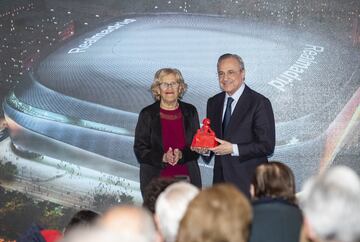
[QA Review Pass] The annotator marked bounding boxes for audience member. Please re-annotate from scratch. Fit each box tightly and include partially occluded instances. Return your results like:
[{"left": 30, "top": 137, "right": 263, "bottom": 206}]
[
  {"left": 18, "top": 224, "right": 62, "bottom": 242},
  {"left": 300, "top": 166, "right": 360, "bottom": 242},
  {"left": 176, "top": 183, "right": 252, "bottom": 242},
  {"left": 59, "top": 227, "right": 119, "bottom": 242},
  {"left": 249, "top": 161, "right": 303, "bottom": 242},
  {"left": 155, "top": 182, "right": 199, "bottom": 242},
  {"left": 99, "top": 205, "right": 162, "bottom": 242},
  {"left": 143, "top": 177, "right": 178, "bottom": 214},
  {"left": 63, "top": 209, "right": 100, "bottom": 235}
]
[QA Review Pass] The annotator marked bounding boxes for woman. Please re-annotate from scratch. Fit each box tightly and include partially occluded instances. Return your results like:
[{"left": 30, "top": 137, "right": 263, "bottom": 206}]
[
  {"left": 134, "top": 68, "right": 201, "bottom": 198},
  {"left": 249, "top": 161, "right": 303, "bottom": 242}
]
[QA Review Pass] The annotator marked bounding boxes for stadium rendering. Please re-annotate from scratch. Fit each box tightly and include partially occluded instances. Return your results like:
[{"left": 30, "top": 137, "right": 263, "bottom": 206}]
[{"left": 3, "top": 12, "right": 360, "bottom": 189}]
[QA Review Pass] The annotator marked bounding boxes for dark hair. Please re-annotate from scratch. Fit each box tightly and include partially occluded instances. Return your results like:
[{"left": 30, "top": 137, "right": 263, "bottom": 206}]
[
  {"left": 252, "top": 161, "right": 296, "bottom": 203},
  {"left": 142, "top": 177, "right": 178, "bottom": 214},
  {"left": 64, "top": 209, "right": 100, "bottom": 234}
]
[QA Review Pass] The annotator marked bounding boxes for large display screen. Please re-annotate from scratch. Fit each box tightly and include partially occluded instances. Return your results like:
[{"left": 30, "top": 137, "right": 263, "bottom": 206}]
[{"left": 0, "top": 0, "right": 359, "bottom": 238}]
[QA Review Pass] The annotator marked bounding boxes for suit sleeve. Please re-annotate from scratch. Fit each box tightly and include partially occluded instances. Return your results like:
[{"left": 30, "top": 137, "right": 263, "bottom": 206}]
[
  {"left": 237, "top": 97, "right": 276, "bottom": 160},
  {"left": 133, "top": 110, "right": 164, "bottom": 168},
  {"left": 178, "top": 106, "right": 200, "bottom": 164}
]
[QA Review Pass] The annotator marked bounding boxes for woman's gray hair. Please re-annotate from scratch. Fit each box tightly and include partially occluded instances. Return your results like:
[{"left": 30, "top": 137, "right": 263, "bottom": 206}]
[{"left": 150, "top": 68, "right": 187, "bottom": 101}]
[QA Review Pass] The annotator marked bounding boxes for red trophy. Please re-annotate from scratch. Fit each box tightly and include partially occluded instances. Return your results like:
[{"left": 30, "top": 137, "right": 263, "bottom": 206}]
[{"left": 191, "top": 118, "right": 218, "bottom": 148}]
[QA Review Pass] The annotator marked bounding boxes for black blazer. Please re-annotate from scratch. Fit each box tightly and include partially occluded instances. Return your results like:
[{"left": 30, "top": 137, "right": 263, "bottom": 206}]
[
  {"left": 206, "top": 85, "right": 275, "bottom": 197},
  {"left": 249, "top": 198, "right": 303, "bottom": 242},
  {"left": 134, "top": 101, "right": 202, "bottom": 196}
]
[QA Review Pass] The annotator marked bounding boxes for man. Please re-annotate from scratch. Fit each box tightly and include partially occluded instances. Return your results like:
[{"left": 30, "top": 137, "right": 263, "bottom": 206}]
[
  {"left": 300, "top": 166, "right": 360, "bottom": 242},
  {"left": 99, "top": 205, "right": 162, "bottom": 242},
  {"left": 155, "top": 182, "right": 199, "bottom": 242},
  {"left": 193, "top": 53, "right": 275, "bottom": 197}
]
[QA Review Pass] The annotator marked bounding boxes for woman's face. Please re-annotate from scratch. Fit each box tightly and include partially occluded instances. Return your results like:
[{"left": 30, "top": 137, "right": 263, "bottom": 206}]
[{"left": 158, "top": 73, "right": 181, "bottom": 104}]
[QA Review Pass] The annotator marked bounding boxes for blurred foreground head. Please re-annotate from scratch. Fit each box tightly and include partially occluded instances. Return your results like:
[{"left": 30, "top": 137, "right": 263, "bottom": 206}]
[
  {"left": 61, "top": 205, "right": 160, "bottom": 242},
  {"left": 99, "top": 205, "right": 161, "bottom": 242},
  {"left": 64, "top": 209, "right": 100, "bottom": 235},
  {"left": 176, "top": 183, "right": 252, "bottom": 242},
  {"left": 300, "top": 166, "right": 360, "bottom": 242},
  {"left": 155, "top": 182, "right": 199, "bottom": 242}
]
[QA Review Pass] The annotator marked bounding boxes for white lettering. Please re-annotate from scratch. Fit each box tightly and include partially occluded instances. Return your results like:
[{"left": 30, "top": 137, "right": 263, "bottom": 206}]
[
  {"left": 68, "top": 19, "right": 136, "bottom": 54},
  {"left": 68, "top": 48, "right": 85, "bottom": 53},
  {"left": 268, "top": 44, "right": 324, "bottom": 92},
  {"left": 268, "top": 79, "right": 286, "bottom": 92},
  {"left": 305, "top": 44, "right": 324, "bottom": 52}
]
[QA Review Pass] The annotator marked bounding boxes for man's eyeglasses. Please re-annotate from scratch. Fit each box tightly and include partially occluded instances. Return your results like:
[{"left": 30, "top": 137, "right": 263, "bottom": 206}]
[
  {"left": 159, "top": 82, "right": 180, "bottom": 89},
  {"left": 217, "top": 69, "right": 242, "bottom": 79}
]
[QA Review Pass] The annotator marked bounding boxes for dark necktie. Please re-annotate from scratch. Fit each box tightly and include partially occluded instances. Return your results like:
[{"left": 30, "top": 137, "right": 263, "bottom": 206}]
[{"left": 222, "top": 97, "right": 234, "bottom": 133}]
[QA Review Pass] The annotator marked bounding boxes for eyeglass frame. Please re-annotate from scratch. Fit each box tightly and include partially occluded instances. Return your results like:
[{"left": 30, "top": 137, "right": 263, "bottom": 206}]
[{"left": 158, "top": 81, "right": 180, "bottom": 90}]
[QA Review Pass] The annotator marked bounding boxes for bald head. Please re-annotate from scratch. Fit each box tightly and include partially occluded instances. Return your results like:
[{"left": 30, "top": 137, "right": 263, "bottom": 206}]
[{"left": 100, "top": 205, "right": 160, "bottom": 242}]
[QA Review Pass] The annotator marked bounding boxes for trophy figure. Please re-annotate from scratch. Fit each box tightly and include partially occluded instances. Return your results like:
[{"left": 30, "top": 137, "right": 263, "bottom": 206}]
[{"left": 191, "top": 118, "right": 218, "bottom": 148}]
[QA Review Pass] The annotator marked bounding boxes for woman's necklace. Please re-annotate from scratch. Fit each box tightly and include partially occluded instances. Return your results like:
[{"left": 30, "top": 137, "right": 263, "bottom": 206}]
[{"left": 160, "top": 101, "right": 179, "bottom": 110}]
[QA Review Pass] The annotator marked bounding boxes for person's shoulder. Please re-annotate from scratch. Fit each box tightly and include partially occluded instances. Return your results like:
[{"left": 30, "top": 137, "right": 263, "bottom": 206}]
[
  {"left": 179, "top": 101, "right": 198, "bottom": 112},
  {"left": 245, "top": 85, "right": 271, "bottom": 103},
  {"left": 208, "top": 92, "right": 225, "bottom": 103},
  {"left": 139, "top": 102, "right": 159, "bottom": 115},
  {"left": 252, "top": 197, "right": 300, "bottom": 209}
]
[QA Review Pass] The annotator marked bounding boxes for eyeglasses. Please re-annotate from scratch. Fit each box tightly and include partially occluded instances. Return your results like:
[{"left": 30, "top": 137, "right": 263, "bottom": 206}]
[
  {"left": 217, "top": 69, "right": 242, "bottom": 79},
  {"left": 159, "top": 82, "right": 180, "bottom": 89}
]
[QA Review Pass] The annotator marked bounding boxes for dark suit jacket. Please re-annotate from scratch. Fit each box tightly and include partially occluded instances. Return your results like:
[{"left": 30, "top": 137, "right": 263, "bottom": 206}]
[
  {"left": 249, "top": 198, "right": 303, "bottom": 242},
  {"left": 134, "top": 101, "right": 202, "bottom": 197},
  {"left": 206, "top": 85, "right": 275, "bottom": 197}
]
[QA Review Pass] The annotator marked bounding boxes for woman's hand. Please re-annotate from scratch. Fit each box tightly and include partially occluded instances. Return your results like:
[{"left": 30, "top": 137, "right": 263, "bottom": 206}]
[
  {"left": 162, "top": 147, "right": 182, "bottom": 166},
  {"left": 173, "top": 148, "right": 182, "bottom": 165},
  {"left": 163, "top": 147, "right": 174, "bottom": 164}
]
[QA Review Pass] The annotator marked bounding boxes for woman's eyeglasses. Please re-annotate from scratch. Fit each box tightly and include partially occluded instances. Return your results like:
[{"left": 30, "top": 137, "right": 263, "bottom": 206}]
[{"left": 159, "top": 82, "right": 180, "bottom": 89}]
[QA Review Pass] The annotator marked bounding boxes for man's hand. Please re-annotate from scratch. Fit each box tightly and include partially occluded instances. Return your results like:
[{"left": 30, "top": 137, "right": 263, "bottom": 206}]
[
  {"left": 191, "top": 146, "right": 210, "bottom": 155},
  {"left": 209, "top": 138, "right": 233, "bottom": 155}
]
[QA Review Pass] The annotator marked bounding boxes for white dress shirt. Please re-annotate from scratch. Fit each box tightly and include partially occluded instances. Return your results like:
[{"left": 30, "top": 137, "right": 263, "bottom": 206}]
[{"left": 222, "top": 83, "right": 245, "bottom": 156}]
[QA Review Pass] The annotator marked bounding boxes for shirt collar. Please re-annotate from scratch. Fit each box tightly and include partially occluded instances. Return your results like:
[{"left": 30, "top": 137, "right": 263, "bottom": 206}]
[{"left": 225, "top": 82, "right": 245, "bottom": 103}]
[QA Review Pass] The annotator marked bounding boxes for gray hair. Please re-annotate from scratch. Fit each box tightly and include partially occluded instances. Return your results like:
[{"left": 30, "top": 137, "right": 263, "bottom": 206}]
[
  {"left": 150, "top": 68, "right": 187, "bottom": 101},
  {"left": 99, "top": 205, "right": 159, "bottom": 242},
  {"left": 300, "top": 166, "right": 360, "bottom": 242},
  {"left": 217, "top": 53, "right": 245, "bottom": 71},
  {"left": 155, "top": 182, "right": 199, "bottom": 242}
]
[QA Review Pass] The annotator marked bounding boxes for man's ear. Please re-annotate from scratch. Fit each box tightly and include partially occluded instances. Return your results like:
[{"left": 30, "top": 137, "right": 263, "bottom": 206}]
[
  {"left": 153, "top": 214, "right": 164, "bottom": 242},
  {"left": 241, "top": 69, "right": 246, "bottom": 81},
  {"left": 303, "top": 217, "right": 318, "bottom": 242},
  {"left": 250, "top": 184, "right": 255, "bottom": 198}
]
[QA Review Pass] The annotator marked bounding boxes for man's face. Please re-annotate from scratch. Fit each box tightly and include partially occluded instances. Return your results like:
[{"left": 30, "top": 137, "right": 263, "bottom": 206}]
[{"left": 217, "top": 57, "right": 245, "bottom": 96}]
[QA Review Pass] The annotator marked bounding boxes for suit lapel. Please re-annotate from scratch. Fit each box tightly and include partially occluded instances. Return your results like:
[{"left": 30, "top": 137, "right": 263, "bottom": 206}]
[
  {"left": 179, "top": 102, "right": 191, "bottom": 146},
  {"left": 152, "top": 102, "right": 163, "bottom": 151},
  {"left": 214, "top": 92, "right": 226, "bottom": 138}
]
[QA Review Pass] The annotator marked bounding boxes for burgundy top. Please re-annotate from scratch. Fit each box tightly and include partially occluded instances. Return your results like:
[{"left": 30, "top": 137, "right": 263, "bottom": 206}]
[{"left": 159, "top": 106, "right": 190, "bottom": 178}]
